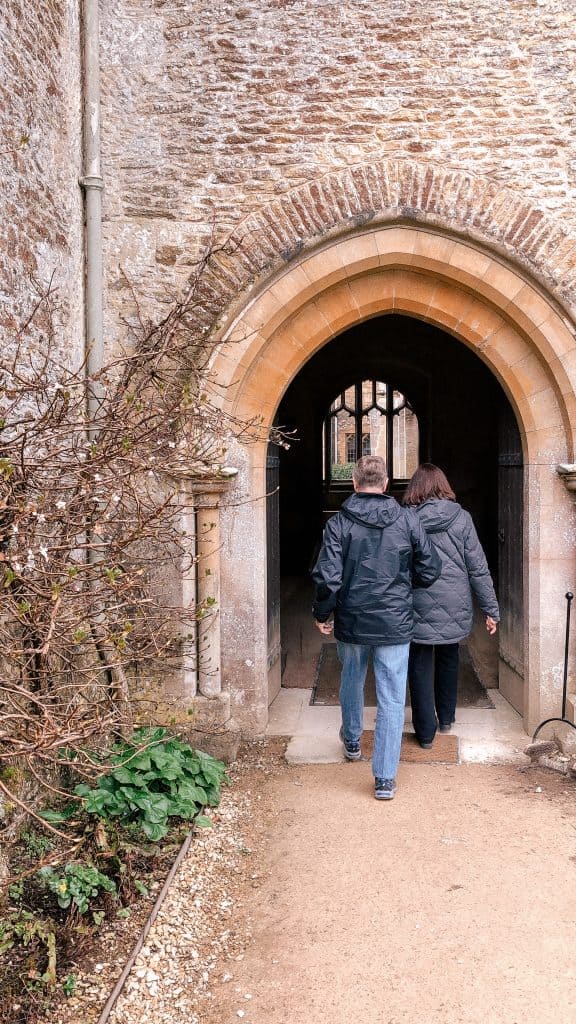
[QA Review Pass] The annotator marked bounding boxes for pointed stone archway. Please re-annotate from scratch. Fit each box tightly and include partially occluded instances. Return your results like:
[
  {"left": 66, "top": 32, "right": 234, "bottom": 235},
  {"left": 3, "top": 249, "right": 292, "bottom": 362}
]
[{"left": 210, "top": 223, "right": 576, "bottom": 737}]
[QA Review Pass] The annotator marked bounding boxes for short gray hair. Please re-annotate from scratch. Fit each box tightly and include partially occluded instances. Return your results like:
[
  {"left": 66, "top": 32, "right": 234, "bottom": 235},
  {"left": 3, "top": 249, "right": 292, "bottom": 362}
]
[{"left": 352, "top": 455, "right": 388, "bottom": 490}]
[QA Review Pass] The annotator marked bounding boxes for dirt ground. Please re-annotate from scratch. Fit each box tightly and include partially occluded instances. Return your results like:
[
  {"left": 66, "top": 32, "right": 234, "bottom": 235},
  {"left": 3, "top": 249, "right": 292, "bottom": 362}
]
[{"left": 203, "top": 749, "right": 576, "bottom": 1024}]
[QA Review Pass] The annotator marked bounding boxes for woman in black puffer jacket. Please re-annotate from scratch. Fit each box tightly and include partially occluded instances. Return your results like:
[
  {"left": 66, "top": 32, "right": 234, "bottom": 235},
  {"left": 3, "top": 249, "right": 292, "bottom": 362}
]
[{"left": 403, "top": 464, "right": 500, "bottom": 748}]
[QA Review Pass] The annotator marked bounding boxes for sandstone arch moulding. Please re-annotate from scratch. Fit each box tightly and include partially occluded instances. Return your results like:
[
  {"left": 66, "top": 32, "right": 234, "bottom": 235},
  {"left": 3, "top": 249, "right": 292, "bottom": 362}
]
[{"left": 202, "top": 168, "right": 576, "bottom": 739}]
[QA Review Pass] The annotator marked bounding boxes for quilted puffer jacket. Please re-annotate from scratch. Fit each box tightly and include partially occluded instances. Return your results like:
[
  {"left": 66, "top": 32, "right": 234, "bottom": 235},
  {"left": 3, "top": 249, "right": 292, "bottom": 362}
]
[
  {"left": 410, "top": 498, "right": 500, "bottom": 644},
  {"left": 312, "top": 492, "right": 441, "bottom": 645}
]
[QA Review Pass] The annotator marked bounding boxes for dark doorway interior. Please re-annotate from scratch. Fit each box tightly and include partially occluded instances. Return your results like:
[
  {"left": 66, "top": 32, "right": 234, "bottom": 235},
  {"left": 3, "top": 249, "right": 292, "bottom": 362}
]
[{"left": 269, "top": 314, "right": 522, "bottom": 698}]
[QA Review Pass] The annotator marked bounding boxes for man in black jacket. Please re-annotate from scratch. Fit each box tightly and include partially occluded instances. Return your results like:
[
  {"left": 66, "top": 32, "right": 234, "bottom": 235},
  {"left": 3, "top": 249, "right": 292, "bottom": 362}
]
[{"left": 312, "top": 455, "right": 440, "bottom": 800}]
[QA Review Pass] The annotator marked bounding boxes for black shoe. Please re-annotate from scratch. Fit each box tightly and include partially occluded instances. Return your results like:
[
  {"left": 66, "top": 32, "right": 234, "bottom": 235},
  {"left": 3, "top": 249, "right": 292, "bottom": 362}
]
[
  {"left": 418, "top": 740, "right": 434, "bottom": 749},
  {"left": 438, "top": 723, "right": 452, "bottom": 733},
  {"left": 374, "top": 777, "right": 397, "bottom": 800},
  {"left": 339, "top": 726, "right": 362, "bottom": 761}
]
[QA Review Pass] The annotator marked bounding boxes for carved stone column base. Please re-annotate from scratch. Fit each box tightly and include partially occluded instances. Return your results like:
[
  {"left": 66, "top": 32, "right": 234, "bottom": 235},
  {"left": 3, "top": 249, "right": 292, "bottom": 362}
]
[
  {"left": 184, "top": 725, "right": 241, "bottom": 764},
  {"left": 135, "top": 692, "right": 240, "bottom": 761},
  {"left": 191, "top": 692, "right": 231, "bottom": 731},
  {"left": 184, "top": 693, "right": 240, "bottom": 763}
]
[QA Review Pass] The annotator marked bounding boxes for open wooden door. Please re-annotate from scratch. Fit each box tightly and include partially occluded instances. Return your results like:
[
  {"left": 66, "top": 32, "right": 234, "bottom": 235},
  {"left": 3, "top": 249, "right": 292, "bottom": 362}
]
[
  {"left": 266, "top": 448, "right": 281, "bottom": 705},
  {"left": 497, "top": 400, "right": 524, "bottom": 713}
]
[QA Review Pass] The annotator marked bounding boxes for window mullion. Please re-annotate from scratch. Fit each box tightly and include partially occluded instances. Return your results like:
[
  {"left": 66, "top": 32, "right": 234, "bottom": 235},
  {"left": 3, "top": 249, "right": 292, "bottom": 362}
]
[
  {"left": 322, "top": 379, "right": 417, "bottom": 488},
  {"left": 387, "top": 406, "right": 394, "bottom": 481},
  {"left": 355, "top": 382, "right": 362, "bottom": 461}
]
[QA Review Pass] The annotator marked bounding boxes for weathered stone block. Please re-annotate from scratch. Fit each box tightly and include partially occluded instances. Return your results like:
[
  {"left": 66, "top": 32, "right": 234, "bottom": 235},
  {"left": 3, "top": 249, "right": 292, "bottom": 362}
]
[
  {"left": 184, "top": 727, "right": 241, "bottom": 764},
  {"left": 191, "top": 693, "right": 232, "bottom": 732}
]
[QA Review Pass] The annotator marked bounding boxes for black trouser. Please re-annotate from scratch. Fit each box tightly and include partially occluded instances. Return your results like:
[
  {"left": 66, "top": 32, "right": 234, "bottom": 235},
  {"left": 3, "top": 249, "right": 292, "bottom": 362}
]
[{"left": 408, "top": 642, "right": 459, "bottom": 743}]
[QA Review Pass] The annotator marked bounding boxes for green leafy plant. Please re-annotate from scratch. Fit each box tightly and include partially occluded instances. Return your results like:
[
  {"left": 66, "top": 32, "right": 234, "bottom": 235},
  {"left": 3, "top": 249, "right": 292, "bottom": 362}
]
[
  {"left": 62, "top": 973, "right": 77, "bottom": 997},
  {"left": 0, "top": 911, "right": 57, "bottom": 986},
  {"left": 0, "top": 919, "right": 15, "bottom": 956},
  {"left": 39, "top": 801, "right": 82, "bottom": 825},
  {"left": 21, "top": 829, "right": 54, "bottom": 859},
  {"left": 38, "top": 862, "right": 117, "bottom": 915},
  {"left": 8, "top": 880, "right": 24, "bottom": 904},
  {"left": 331, "top": 461, "right": 354, "bottom": 480},
  {"left": 74, "top": 727, "right": 227, "bottom": 841}
]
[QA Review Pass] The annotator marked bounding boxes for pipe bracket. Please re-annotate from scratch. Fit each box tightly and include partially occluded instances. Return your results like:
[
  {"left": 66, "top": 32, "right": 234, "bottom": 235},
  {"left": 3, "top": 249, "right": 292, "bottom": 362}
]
[{"left": 79, "top": 175, "right": 104, "bottom": 191}]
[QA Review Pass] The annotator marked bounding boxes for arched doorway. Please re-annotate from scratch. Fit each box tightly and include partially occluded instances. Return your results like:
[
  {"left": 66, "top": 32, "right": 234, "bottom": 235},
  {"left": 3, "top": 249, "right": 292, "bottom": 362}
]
[
  {"left": 274, "top": 313, "right": 522, "bottom": 713},
  {"left": 212, "top": 225, "right": 576, "bottom": 736}
]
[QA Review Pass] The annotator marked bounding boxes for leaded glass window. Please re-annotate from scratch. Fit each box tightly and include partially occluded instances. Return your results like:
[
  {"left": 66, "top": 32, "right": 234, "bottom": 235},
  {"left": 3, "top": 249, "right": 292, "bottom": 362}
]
[{"left": 323, "top": 380, "right": 419, "bottom": 485}]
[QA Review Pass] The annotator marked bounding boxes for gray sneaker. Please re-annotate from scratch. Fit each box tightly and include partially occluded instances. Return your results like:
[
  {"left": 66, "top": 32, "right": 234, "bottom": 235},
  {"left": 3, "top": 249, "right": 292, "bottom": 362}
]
[
  {"left": 339, "top": 726, "right": 362, "bottom": 761},
  {"left": 374, "top": 777, "right": 397, "bottom": 800}
]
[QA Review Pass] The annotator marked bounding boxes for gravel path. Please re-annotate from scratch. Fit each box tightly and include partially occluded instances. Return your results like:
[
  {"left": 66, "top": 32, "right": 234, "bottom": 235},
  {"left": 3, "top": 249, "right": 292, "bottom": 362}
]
[
  {"left": 204, "top": 752, "right": 576, "bottom": 1024},
  {"left": 108, "top": 744, "right": 279, "bottom": 1024},
  {"left": 55, "top": 741, "right": 576, "bottom": 1024}
]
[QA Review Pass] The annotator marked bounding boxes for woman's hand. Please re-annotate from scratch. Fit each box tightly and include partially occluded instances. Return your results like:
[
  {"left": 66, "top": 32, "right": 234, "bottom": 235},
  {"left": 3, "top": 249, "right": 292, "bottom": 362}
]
[
  {"left": 315, "top": 620, "right": 334, "bottom": 635},
  {"left": 485, "top": 616, "right": 498, "bottom": 635}
]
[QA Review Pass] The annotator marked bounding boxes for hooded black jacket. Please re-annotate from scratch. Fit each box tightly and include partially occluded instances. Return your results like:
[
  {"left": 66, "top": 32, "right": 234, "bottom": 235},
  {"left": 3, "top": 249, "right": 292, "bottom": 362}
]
[
  {"left": 410, "top": 498, "right": 500, "bottom": 644},
  {"left": 311, "top": 492, "right": 441, "bottom": 645}
]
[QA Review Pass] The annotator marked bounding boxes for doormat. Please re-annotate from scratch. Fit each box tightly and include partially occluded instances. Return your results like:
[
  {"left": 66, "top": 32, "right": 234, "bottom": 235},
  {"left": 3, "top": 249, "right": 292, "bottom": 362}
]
[
  {"left": 363, "top": 730, "right": 460, "bottom": 764},
  {"left": 311, "top": 642, "right": 495, "bottom": 709}
]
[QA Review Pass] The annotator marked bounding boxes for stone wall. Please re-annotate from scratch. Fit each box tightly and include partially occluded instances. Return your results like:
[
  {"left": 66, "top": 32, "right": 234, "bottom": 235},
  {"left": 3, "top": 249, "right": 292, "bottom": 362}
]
[
  {"left": 3, "top": 1, "right": 576, "bottom": 737},
  {"left": 0, "top": 0, "right": 84, "bottom": 359},
  {"left": 100, "top": 0, "right": 576, "bottom": 330}
]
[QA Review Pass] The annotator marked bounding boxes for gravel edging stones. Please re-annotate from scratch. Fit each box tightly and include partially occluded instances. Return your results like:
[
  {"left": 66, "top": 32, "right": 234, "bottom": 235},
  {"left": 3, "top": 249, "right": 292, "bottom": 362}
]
[{"left": 51, "top": 741, "right": 285, "bottom": 1024}]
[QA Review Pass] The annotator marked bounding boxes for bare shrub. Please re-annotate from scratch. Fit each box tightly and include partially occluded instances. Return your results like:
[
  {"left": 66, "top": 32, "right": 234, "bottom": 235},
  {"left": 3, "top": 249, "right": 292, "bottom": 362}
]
[{"left": 0, "top": 244, "right": 267, "bottom": 825}]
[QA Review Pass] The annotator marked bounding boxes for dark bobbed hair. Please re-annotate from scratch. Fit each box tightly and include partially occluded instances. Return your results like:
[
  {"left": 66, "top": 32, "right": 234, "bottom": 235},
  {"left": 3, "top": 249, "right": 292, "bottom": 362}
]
[{"left": 402, "top": 463, "right": 456, "bottom": 506}]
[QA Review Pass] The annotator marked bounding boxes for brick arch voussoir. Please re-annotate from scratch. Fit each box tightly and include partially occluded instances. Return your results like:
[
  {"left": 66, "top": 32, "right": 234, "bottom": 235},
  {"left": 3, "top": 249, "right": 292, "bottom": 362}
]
[{"left": 201, "top": 159, "right": 576, "bottom": 325}]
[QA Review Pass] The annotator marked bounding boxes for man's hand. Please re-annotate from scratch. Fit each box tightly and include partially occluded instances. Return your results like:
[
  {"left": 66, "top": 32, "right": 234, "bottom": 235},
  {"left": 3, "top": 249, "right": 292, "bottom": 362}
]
[
  {"left": 485, "top": 616, "right": 498, "bottom": 635},
  {"left": 315, "top": 619, "right": 334, "bottom": 635}
]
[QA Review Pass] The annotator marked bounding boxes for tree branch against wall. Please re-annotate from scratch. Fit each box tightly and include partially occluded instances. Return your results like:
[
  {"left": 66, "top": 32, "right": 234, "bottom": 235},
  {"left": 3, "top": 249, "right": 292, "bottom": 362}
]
[{"left": 0, "top": 243, "right": 266, "bottom": 823}]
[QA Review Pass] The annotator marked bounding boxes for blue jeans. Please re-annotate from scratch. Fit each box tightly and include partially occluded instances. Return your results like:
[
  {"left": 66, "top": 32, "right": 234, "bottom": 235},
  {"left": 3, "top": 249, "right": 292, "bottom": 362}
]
[{"left": 337, "top": 640, "right": 409, "bottom": 780}]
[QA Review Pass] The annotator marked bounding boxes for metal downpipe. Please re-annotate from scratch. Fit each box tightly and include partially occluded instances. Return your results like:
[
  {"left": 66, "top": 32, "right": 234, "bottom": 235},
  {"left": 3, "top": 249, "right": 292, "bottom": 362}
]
[
  {"left": 80, "top": 0, "right": 104, "bottom": 418},
  {"left": 79, "top": 0, "right": 116, "bottom": 698}
]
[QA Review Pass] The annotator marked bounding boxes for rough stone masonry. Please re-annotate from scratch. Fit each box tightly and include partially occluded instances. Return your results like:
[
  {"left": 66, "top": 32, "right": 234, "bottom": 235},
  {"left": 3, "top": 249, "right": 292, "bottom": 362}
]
[
  {"left": 3, "top": 0, "right": 576, "bottom": 347},
  {"left": 98, "top": 0, "right": 576, "bottom": 332},
  {"left": 0, "top": 0, "right": 84, "bottom": 355}
]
